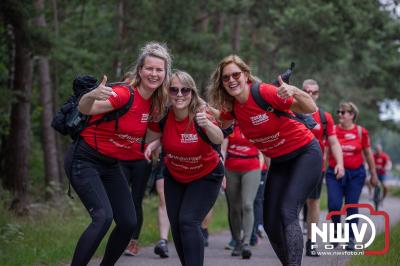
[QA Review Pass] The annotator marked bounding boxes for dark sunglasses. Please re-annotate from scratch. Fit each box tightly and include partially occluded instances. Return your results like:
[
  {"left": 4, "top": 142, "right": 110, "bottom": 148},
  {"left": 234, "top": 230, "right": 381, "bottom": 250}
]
[
  {"left": 222, "top": 72, "right": 242, "bottom": 83},
  {"left": 304, "top": 90, "right": 319, "bottom": 96},
  {"left": 169, "top": 86, "right": 192, "bottom": 96},
  {"left": 337, "top": 110, "right": 352, "bottom": 115}
]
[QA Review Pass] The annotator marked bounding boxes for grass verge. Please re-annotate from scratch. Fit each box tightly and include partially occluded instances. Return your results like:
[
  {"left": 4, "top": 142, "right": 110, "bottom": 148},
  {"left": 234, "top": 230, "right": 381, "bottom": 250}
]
[{"left": 0, "top": 192, "right": 228, "bottom": 266}]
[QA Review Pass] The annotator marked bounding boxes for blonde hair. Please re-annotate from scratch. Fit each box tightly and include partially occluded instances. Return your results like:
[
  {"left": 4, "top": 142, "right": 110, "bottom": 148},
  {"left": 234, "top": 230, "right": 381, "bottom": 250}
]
[
  {"left": 207, "top": 55, "right": 260, "bottom": 112},
  {"left": 339, "top": 101, "right": 359, "bottom": 122},
  {"left": 302, "top": 79, "right": 319, "bottom": 90},
  {"left": 128, "top": 42, "right": 172, "bottom": 118},
  {"left": 167, "top": 70, "right": 206, "bottom": 127}
]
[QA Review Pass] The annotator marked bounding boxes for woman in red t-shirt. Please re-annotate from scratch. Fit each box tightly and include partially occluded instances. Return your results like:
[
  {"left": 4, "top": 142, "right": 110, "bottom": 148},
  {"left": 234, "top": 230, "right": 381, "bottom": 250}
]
[
  {"left": 144, "top": 70, "right": 224, "bottom": 266},
  {"left": 207, "top": 55, "right": 322, "bottom": 266},
  {"left": 326, "top": 101, "right": 378, "bottom": 250},
  {"left": 222, "top": 123, "right": 262, "bottom": 258},
  {"left": 65, "top": 42, "right": 172, "bottom": 266}
]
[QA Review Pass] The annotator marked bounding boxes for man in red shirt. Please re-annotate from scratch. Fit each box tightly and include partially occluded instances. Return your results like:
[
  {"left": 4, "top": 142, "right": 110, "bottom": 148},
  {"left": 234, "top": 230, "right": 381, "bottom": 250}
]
[
  {"left": 302, "top": 79, "right": 344, "bottom": 256},
  {"left": 373, "top": 144, "right": 392, "bottom": 199}
]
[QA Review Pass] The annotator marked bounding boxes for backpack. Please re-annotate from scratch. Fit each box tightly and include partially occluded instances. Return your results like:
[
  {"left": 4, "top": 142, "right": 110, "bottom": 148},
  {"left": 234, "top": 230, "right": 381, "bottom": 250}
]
[
  {"left": 158, "top": 109, "right": 233, "bottom": 159},
  {"left": 318, "top": 106, "right": 327, "bottom": 139},
  {"left": 230, "top": 62, "right": 317, "bottom": 130},
  {"left": 51, "top": 75, "right": 134, "bottom": 140},
  {"left": 250, "top": 82, "right": 317, "bottom": 129}
]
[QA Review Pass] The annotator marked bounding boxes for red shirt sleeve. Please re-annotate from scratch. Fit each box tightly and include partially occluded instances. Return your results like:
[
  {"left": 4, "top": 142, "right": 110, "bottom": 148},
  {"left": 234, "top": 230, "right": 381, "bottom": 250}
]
[
  {"left": 108, "top": 85, "right": 131, "bottom": 109},
  {"left": 326, "top": 112, "right": 336, "bottom": 137},
  {"left": 361, "top": 127, "right": 371, "bottom": 148},
  {"left": 259, "top": 83, "right": 293, "bottom": 111}
]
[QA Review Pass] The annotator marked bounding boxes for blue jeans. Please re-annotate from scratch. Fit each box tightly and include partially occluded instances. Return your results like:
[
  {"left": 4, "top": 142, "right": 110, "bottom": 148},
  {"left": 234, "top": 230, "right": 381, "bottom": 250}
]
[{"left": 326, "top": 165, "right": 366, "bottom": 238}]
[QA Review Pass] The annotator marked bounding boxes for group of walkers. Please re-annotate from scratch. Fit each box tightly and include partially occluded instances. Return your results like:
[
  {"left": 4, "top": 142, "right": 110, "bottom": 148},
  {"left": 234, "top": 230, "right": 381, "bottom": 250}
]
[{"left": 62, "top": 41, "right": 390, "bottom": 266}]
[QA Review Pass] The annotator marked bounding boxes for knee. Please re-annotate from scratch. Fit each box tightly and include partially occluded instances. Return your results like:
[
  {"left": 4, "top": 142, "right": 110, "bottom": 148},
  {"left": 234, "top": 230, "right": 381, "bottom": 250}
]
[
  {"left": 117, "top": 216, "right": 137, "bottom": 235},
  {"left": 242, "top": 201, "right": 253, "bottom": 215},
  {"left": 178, "top": 215, "right": 197, "bottom": 233},
  {"left": 92, "top": 208, "right": 113, "bottom": 232}
]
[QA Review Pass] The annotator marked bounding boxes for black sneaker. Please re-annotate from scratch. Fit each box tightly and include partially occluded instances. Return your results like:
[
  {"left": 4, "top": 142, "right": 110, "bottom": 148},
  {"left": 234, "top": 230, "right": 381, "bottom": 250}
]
[
  {"left": 305, "top": 239, "right": 320, "bottom": 257},
  {"left": 241, "top": 243, "right": 252, "bottom": 259},
  {"left": 154, "top": 239, "right": 169, "bottom": 258},
  {"left": 231, "top": 242, "right": 242, "bottom": 256}
]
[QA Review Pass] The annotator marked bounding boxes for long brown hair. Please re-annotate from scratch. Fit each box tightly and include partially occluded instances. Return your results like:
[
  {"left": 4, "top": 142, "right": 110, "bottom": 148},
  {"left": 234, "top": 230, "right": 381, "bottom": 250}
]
[{"left": 206, "top": 55, "right": 260, "bottom": 112}]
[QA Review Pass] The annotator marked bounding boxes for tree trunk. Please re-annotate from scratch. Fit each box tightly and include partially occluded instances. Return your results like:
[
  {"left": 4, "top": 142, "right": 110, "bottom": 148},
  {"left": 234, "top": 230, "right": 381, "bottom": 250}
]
[
  {"left": 50, "top": 0, "right": 66, "bottom": 187},
  {"left": 35, "top": 0, "right": 61, "bottom": 199},
  {"left": 5, "top": 26, "right": 33, "bottom": 216},
  {"left": 112, "top": 0, "right": 126, "bottom": 79},
  {"left": 231, "top": 14, "right": 241, "bottom": 53}
]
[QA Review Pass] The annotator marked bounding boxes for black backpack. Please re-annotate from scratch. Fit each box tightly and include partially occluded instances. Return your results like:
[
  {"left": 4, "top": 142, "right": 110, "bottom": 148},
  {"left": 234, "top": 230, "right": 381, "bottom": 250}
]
[
  {"left": 231, "top": 62, "right": 317, "bottom": 130},
  {"left": 51, "top": 76, "right": 134, "bottom": 140},
  {"left": 318, "top": 106, "right": 327, "bottom": 139},
  {"left": 158, "top": 109, "right": 233, "bottom": 159}
]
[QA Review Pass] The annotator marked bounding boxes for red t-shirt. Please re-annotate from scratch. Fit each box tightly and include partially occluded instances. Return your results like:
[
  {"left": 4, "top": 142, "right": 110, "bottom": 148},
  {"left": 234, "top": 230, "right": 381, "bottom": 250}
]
[
  {"left": 220, "top": 83, "right": 314, "bottom": 158},
  {"left": 311, "top": 109, "right": 336, "bottom": 171},
  {"left": 311, "top": 109, "right": 336, "bottom": 154},
  {"left": 225, "top": 124, "right": 260, "bottom": 172},
  {"left": 374, "top": 152, "right": 390, "bottom": 175},
  {"left": 328, "top": 124, "right": 370, "bottom": 169},
  {"left": 81, "top": 85, "right": 150, "bottom": 160},
  {"left": 149, "top": 111, "right": 220, "bottom": 183}
]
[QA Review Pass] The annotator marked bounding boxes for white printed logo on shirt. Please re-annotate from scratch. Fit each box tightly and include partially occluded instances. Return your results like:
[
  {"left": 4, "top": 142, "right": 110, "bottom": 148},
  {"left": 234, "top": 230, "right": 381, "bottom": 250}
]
[
  {"left": 181, "top": 134, "right": 198, "bottom": 143},
  {"left": 250, "top": 113, "right": 269, "bottom": 125},
  {"left": 344, "top": 133, "right": 356, "bottom": 140},
  {"left": 141, "top": 113, "right": 149, "bottom": 123}
]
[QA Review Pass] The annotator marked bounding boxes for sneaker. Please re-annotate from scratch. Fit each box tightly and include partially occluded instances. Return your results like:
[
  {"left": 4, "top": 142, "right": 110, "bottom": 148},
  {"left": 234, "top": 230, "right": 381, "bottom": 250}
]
[
  {"left": 250, "top": 236, "right": 258, "bottom": 246},
  {"left": 225, "top": 239, "right": 236, "bottom": 250},
  {"left": 201, "top": 228, "right": 209, "bottom": 247},
  {"left": 154, "top": 239, "right": 169, "bottom": 258},
  {"left": 241, "top": 243, "right": 252, "bottom": 259},
  {"left": 305, "top": 239, "right": 320, "bottom": 257},
  {"left": 256, "top": 225, "right": 267, "bottom": 240},
  {"left": 231, "top": 242, "right": 242, "bottom": 256},
  {"left": 346, "top": 238, "right": 355, "bottom": 251},
  {"left": 124, "top": 239, "right": 138, "bottom": 256}
]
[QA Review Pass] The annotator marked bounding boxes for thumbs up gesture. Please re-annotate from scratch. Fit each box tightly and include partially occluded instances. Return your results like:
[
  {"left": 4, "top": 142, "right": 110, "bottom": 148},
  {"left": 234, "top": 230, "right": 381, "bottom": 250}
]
[
  {"left": 277, "top": 75, "right": 295, "bottom": 99},
  {"left": 195, "top": 111, "right": 211, "bottom": 129},
  {"left": 90, "top": 75, "right": 116, "bottom": 100}
]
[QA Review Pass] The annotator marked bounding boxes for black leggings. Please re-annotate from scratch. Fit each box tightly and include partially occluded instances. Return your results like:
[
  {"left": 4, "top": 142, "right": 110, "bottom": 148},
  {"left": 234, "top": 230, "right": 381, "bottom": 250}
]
[
  {"left": 164, "top": 162, "right": 224, "bottom": 266},
  {"left": 120, "top": 159, "right": 152, "bottom": 240},
  {"left": 66, "top": 140, "right": 137, "bottom": 266},
  {"left": 264, "top": 139, "right": 322, "bottom": 266}
]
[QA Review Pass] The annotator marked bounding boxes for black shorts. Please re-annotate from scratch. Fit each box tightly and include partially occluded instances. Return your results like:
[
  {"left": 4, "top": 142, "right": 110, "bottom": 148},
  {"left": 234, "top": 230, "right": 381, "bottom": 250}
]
[{"left": 307, "top": 171, "right": 325, "bottom": 199}]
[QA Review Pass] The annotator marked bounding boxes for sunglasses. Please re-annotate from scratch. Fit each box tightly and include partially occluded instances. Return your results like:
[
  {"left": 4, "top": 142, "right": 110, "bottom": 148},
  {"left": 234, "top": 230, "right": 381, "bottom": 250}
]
[
  {"left": 337, "top": 110, "right": 352, "bottom": 115},
  {"left": 222, "top": 72, "right": 242, "bottom": 83},
  {"left": 169, "top": 86, "right": 192, "bottom": 96},
  {"left": 304, "top": 90, "right": 319, "bottom": 96}
]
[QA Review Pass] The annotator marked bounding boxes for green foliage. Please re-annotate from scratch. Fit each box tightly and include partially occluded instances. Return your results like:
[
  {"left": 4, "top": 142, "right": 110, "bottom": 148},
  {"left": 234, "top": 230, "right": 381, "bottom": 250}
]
[{"left": 348, "top": 220, "right": 400, "bottom": 266}]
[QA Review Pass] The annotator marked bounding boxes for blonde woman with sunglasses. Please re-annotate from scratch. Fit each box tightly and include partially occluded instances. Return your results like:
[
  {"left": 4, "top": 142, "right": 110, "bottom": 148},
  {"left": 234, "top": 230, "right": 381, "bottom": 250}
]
[{"left": 144, "top": 70, "right": 224, "bottom": 266}]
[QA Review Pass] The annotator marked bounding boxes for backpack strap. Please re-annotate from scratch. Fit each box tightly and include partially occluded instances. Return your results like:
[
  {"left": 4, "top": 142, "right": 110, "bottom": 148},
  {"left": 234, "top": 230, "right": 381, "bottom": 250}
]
[
  {"left": 87, "top": 84, "right": 134, "bottom": 129},
  {"left": 357, "top": 125, "right": 362, "bottom": 141},
  {"left": 193, "top": 120, "right": 224, "bottom": 159},
  {"left": 318, "top": 106, "right": 327, "bottom": 139},
  {"left": 250, "top": 82, "right": 311, "bottom": 126}
]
